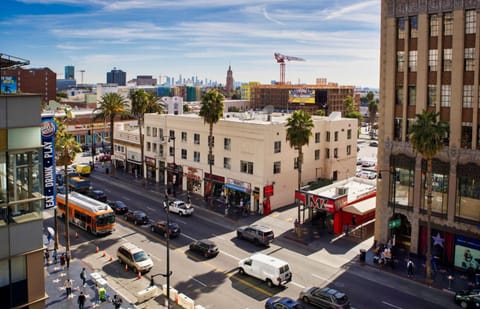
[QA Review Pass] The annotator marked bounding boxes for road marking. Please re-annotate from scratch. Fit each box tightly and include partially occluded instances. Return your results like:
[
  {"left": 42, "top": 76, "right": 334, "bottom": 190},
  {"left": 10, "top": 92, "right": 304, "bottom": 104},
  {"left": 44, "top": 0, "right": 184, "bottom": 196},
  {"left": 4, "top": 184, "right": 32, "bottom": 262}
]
[
  {"left": 312, "top": 274, "right": 330, "bottom": 282},
  {"left": 182, "top": 233, "right": 196, "bottom": 241},
  {"left": 147, "top": 207, "right": 155, "bottom": 212},
  {"left": 176, "top": 218, "right": 186, "bottom": 224},
  {"left": 291, "top": 281, "right": 305, "bottom": 289},
  {"left": 381, "top": 301, "right": 403, "bottom": 309},
  {"left": 122, "top": 196, "right": 131, "bottom": 201},
  {"left": 190, "top": 276, "right": 207, "bottom": 287}
]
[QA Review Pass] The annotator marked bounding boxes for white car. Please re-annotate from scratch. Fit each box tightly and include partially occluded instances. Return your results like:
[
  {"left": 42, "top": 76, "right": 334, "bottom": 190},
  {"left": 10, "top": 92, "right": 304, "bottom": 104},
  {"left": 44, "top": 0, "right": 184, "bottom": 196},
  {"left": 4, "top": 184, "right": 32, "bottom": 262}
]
[{"left": 165, "top": 200, "right": 194, "bottom": 216}]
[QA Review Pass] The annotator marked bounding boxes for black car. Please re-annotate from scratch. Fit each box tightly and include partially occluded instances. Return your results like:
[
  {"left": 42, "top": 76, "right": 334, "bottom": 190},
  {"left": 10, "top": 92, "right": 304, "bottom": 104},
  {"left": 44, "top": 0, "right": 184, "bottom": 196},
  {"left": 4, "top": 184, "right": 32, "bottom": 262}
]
[
  {"left": 189, "top": 239, "right": 219, "bottom": 258},
  {"left": 107, "top": 200, "right": 129, "bottom": 215},
  {"left": 455, "top": 289, "right": 480, "bottom": 308},
  {"left": 84, "top": 188, "right": 107, "bottom": 202},
  {"left": 124, "top": 210, "right": 149, "bottom": 225},
  {"left": 151, "top": 220, "right": 181, "bottom": 238},
  {"left": 299, "top": 286, "right": 351, "bottom": 309},
  {"left": 369, "top": 141, "right": 378, "bottom": 147}
]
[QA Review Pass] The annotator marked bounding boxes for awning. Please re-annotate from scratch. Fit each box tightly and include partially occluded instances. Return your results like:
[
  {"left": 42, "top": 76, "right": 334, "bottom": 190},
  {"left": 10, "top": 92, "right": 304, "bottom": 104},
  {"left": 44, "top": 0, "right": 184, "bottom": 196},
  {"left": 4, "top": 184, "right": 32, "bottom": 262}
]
[{"left": 342, "top": 197, "right": 376, "bottom": 215}]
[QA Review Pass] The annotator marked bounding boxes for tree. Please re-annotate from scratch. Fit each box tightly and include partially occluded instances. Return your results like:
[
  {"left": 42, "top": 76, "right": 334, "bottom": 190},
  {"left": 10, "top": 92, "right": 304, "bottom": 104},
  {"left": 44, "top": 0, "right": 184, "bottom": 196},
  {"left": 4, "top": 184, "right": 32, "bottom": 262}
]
[
  {"left": 409, "top": 110, "right": 448, "bottom": 282},
  {"left": 130, "top": 90, "right": 163, "bottom": 187},
  {"left": 286, "top": 110, "right": 314, "bottom": 234},
  {"left": 54, "top": 117, "right": 82, "bottom": 261},
  {"left": 368, "top": 99, "right": 378, "bottom": 136},
  {"left": 94, "top": 93, "right": 129, "bottom": 176},
  {"left": 313, "top": 109, "right": 326, "bottom": 116},
  {"left": 199, "top": 89, "right": 225, "bottom": 205},
  {"left": 343, "top": 95, "right": 363, "bottom": 135}
]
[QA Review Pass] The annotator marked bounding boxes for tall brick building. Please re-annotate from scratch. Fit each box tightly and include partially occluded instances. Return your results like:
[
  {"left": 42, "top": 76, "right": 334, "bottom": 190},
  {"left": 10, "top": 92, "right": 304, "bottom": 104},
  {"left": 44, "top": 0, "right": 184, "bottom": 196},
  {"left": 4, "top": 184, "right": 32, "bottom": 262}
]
[{"left": 1, "top": 67, "right": 56, "bottom": 103}]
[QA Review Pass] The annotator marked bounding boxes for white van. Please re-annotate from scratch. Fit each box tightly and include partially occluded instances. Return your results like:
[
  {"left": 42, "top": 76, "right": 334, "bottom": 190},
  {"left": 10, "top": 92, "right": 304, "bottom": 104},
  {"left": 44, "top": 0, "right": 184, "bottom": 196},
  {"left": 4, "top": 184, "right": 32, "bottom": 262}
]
[{"left": 238, "top": 253, "right": 292, "bottom": 287}]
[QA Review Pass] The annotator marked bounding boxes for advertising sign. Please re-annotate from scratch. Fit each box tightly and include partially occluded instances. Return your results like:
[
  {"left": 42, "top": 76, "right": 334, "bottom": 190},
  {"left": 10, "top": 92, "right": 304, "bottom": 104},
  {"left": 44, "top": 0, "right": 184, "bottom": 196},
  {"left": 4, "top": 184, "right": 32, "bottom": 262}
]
[
  {"left": 1, "top": 76, "right": 17, "bottom": 93},
  {"left": 289, "top": 88, "right": 315, "bottom": 104},
  {"left": 41, "top": 116, "right": 57, "bottom": 209},
  {"left": 454, "top": 235, "right": 480, "bottom": 270}
]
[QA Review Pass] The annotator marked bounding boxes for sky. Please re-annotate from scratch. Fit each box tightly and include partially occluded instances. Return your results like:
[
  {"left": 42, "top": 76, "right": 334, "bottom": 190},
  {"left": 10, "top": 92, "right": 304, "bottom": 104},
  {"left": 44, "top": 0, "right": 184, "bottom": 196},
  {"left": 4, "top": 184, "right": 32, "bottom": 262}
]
[{"left": 1, "top": 0, "right": 381, "bottom": 87}]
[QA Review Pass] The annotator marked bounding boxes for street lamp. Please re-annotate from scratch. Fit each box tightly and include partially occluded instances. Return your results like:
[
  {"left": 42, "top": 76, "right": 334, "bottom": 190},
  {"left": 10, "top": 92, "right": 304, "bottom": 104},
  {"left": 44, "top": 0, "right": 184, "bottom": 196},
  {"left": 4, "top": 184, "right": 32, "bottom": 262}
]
[
  {"left": 163, "top": 191, "right": 172, "bottom": 308},
  {"left": 168, "top": 136, "right": 176, "bottom": 197}
]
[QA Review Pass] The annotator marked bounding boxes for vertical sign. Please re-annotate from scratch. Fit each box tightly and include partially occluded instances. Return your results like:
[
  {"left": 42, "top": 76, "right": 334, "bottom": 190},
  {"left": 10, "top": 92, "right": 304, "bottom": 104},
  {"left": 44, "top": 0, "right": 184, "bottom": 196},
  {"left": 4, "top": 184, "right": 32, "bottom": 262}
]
[{"left": 41, "top": 116, "right": 57, "bottom": 209}]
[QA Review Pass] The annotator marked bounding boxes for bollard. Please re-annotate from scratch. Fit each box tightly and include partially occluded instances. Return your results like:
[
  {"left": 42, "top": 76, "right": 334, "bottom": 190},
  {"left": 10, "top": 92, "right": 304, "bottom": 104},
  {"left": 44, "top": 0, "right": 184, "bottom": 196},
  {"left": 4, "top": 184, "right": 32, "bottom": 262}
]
[{"left": 448, "top": 275, "right": 454, "bottom": 290}]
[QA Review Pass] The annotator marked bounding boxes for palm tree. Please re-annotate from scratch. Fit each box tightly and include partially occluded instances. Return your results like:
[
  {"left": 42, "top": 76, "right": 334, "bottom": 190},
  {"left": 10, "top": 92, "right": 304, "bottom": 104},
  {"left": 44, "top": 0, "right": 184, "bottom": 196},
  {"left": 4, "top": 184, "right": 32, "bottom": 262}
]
[
  {"left": 54, "top": 118, "right": 82, "bottom": 260},
  {"left": 286, "top": 110, "right": 314, "bottom": 234},
  {"left": 409, "top": 110, "right": 448, "bottom": 282},
  {"left": 130, "top": 90, "right": 163, "bottom": 187},
  {"left": 368, "top": 99, "right": 378, "bottom": 137},
  {"left": 199, "top": 89, "right": 225, "bottom": 205},
  {"left": 94, "top": 93, "right": 129, "bottom": 176}
]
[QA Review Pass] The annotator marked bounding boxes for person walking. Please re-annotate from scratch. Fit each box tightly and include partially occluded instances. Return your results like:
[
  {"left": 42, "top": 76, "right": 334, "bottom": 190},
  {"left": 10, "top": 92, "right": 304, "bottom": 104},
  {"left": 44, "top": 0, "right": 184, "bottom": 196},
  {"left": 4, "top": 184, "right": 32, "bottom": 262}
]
[
  {"left": 52, "top": 249, "right": 58, "bottom": 264},
  {"left": 44, "top": 249, "right": 50, "bottom": 265},
  {"left": 112, "top": 294, "right": 123, "bottom": 309},
  {"left": 60, "top": 253, "right": 66, "bottom": 269},
  {"left": 77, "top": 291, "right": 86, "bottom": 309},
  {"left": 64, "top": 278, "right": 73, "bottom": 298},
  {"left": 66, "top": 253, "right": 70, "bottom": 269},
  {"left": 407, "top": 259, "right": 414, "bottom": 277},
  {"left": 80, "top": 268, "right": 87, "bottom": 287}
]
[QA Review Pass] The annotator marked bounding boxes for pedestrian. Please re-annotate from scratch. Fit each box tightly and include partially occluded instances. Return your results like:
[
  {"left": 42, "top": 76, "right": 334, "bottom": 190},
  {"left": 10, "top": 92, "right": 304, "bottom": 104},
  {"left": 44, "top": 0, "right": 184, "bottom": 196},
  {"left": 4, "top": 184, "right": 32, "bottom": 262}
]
[
  {"left": 407, "top": 259, "right": 414, "bottom": 277},
  {"left": 431, "top": 256, "right": 438, "bottom": 273},
  {"left": 77, "top": 291, "right": 86, "bottom": 309},
  {"left": 64, "top": 278, "right": 73, "bottom": 298},
  {"left": 60, "top": 253, "right": 66, "bottom": 268},
  {"left": 52, "top": 248, "right": 58, "bottom": 264},
  {"left": 80, "top": 268, "right": 87, "bottom": 286},
  {"left": 44, "top": 249, "right": 50, "bottom": 265},
  {"left": 66, "top": 253, "right": 70, "bottom": 269},
  {"left": 112, "top": 294, "right": 123, "bottom": 309}
]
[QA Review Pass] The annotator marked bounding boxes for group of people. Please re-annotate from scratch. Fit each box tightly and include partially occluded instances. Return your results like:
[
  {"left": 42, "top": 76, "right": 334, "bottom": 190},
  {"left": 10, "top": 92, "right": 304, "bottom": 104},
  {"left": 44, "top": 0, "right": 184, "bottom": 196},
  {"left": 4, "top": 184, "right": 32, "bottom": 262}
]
[
  {"left": 373, "top": 243, "right": 395, "bottom": 269},
  {"left": 44, "top": 249, "right": 71, "bottom": 269}
]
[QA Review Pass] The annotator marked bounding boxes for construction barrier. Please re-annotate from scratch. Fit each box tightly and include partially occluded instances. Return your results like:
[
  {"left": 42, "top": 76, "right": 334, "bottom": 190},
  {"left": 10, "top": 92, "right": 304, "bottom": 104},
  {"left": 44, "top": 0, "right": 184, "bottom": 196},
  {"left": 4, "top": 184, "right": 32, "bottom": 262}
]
[
  {"left": 195, "top": 306, "right": 207, "bottom": 309},
  {"left": 135, "top": 286, "right": 160, "bottom": 304},
  {"left": 177, "top": 293, "right": 194, "bottom": 309},
  {"left": 162, "top": 284, "right": 178, "bottom": 303}
]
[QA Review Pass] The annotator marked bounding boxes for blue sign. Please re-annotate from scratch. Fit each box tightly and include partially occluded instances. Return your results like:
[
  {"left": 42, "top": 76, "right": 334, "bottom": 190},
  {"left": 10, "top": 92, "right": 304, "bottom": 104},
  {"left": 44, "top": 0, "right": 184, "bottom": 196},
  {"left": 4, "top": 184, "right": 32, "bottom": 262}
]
[
  {"left": 41, "top": 116, "right": 57, "bottom": 209},
  {"left": 454, "top": 234, "right": 480, "bottom": 270},
  {"left": 1, "top": 76, "right": 17, "bottom": 93}
]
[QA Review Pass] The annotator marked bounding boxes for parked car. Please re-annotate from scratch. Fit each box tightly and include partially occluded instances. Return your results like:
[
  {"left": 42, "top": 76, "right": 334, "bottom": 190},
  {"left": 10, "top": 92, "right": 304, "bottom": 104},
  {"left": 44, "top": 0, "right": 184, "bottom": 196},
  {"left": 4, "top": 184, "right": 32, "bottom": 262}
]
[
  {"left": 236, "top": 224, "right": 274, "bottom": 246},
  {"left": 189, "top": 239, "right": 219, "bottom": 258},
  {"left": 84, "top": 188, "right": 107, "bottom": 202},
  {"left": 107, "top": 200, "right": 129, "bottom": 215},
  {"left": 299, "top": 286, "right": 351, "bottom": 309},
  {"left": 151, "top": 220, "right": 181, "bottom": 238},
  {"left": 369, "top": 141, "right": 378, "bottom": 147},
  {"left": 124, "top": 210, "right": 149, "bottom": 225},
  {"left": 357, "top": 158, "right": 363, "bottom": 165},
  {"left": 361, "top": 160, "right": 376, "bottom": 168},
  {"left": 165, "top": 200, "right": 194, "bottom": 216},
  {"left": 265, "top": 297, "right": 303, "bottom": 309},
  {"left": 117, "top": 242, "right": 153, "bottom": 273},
  {"left": 356, "top": 170, "right": 376, "bottom": 180},
  {"left": 454, "top": 289, "right": 480, "bottom": 308}
]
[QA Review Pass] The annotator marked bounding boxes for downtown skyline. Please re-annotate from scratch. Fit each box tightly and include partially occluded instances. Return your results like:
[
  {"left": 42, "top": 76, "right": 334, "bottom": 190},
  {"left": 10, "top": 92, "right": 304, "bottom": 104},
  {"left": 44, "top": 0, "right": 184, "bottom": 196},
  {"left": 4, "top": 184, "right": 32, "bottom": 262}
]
[{"left": 2, "top": 0, "right": 380, "bottom": 87}]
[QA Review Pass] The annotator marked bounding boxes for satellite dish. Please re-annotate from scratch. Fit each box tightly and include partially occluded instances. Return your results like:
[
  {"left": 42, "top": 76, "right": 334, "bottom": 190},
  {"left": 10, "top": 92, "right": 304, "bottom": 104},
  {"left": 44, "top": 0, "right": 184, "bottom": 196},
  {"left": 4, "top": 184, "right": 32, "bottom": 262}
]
[{"left": 263, "top": 105, "right": 274, "bottom": 114}]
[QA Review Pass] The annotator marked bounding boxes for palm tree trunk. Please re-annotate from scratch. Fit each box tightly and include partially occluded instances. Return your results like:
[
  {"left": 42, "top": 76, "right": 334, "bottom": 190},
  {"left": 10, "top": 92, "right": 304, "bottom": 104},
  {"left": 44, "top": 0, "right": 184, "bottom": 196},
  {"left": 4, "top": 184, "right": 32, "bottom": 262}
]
[
  {"left": 139, "top": 117, "right": 146, "bottom": 188},
  {"left": 110, "top": 118, "right": 115, "bottom": 176},
  {"left": 64, "top": 164, "right": 71, "bottom": 258},
  {"left": 425, "top": 159, "right": 433, "bottom": 282},
  {"left": 297, "top": 148, "right": 302, "bottom": 237},
  {"left": 208, "top": 124, "right": 213, "bottom": 208}
]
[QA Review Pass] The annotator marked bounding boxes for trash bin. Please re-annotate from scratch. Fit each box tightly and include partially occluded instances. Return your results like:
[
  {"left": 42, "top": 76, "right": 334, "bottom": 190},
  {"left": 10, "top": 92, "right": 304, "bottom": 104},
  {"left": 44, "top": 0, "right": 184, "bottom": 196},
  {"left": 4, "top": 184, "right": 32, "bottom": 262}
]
[{"left": 359, "top": 249, "right": 366, "bottom": 262}]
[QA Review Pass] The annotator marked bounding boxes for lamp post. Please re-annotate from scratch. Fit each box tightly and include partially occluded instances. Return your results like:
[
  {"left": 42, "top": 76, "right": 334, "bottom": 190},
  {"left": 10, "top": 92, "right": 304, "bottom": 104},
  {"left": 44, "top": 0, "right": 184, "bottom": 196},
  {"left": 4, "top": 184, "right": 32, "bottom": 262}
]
[
  {"left": 169, "top": 136, "right": 176, "bottom": 197},
  {"left": 163, "top": 191, "right": 171, "bottom": 308}
]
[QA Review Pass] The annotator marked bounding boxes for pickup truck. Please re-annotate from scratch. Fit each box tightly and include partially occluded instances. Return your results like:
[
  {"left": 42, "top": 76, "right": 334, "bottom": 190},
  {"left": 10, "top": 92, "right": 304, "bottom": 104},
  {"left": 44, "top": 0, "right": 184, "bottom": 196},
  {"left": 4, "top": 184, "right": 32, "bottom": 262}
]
[
  {"left": 164, "top": 200, "right": 194, "bottom": 216},
  {"left": 68, "top": 176, "right": 91, "bottom": 193}
]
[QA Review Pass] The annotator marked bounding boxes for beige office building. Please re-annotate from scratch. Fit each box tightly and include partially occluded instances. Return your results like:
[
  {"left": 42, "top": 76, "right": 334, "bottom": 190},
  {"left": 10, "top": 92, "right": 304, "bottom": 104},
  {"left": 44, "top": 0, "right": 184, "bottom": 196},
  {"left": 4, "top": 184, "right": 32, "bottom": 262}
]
[{"left": 377, "top": 0, "right": 480, "bottom": 268}]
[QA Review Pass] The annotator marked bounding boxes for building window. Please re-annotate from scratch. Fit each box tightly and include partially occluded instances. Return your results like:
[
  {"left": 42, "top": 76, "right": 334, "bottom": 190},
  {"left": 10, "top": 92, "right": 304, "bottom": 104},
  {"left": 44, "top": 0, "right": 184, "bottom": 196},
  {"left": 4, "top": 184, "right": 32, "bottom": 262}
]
[
  {"left": 224, "top": 157, "right": 231, "bottom": 169},
  {"left": 334, "top": 148, "right": 338, "bottom": 158},
  {"left": 169, "top": 130, "right": 175, "bottom": 140},
  {"left": 443, "top": 12, "right": 453, "bottom": 36},
  {"left": 194, "top": 133, "right": 200, "bottom": 145},
  {"left": 152, "top": 143, "right": 157, "bottom": 153},
  {"left": 397, "top": 17, "right": 406, "bottom": 39},
  {"left": 315, "top": 149, "right": 320, "bottom": 160},
  {"left": 224, "top": 138, "right": 231, "bottom": 150},
  {"left": 159, "top": 128, "right": 164, "bottom": 138},
  {"left": 181, "top": 149, "right": 187, "bottom": 159},
  {"left": 334, "top": 131, "right": 338, "bottom": 142},
  {"left": 456, "top": 170, "right": 480, "bottom": 220},
  {"left": 159, "top": 145, "right": 164, "bottom": 157},
  {"left": 315, "top": 132, "right": 320, "bottom": 143},
  {"left": 347, "top": 129, "right": 352, "bottom": 139},
  {"left": 147, "top": 142, "right": 151, "bottom": 152},
  {"left": 274, "top": 141, "right": 281, "bottom": 153},
  {"left": 240, "top": 160, "right": 254, "bottom": 174},
  {"left": 397, "top": 51, "right": 405, "bottom": 72},
  {"left": 443, "top": 49, "right": 452, "bottom": 71},
  {"left": 194, "top": 151, "right": 200, "bottom": 162},
  {"left": 396, "top": 86, "right": 403, "bottom": 105},
  {"left": 441, "top": 85, "right": 451, "bottom": 107},
  {"left": 408, "top": 86, "right": 416, "bottom": 106},
  {"left": 428, "top": 85, "right": 437, "bottom": 107},
  {"left": 429, "top": 14, "right": 440, "bottom": 36},
  {"left": 146, "top": 126, "right": 151, "bottom": 136},
  {"left": 465, "top": 48, "right": 475, "bottom": 71},
  {"left": 273, "top": 161, "right": 281, "bottom": 174},
  {"left": 394, "top": 118, "right": 402, "bottom": 141},
  {"left": 461, "top": 122, "right": 473, "bottom": 149},
  {"left": 408, "top": 50, "right": 417, "bottom": 72},
  {"left": 181, "top": 132, "right": 187, "bottom": 142},
  {"left": 152, "top": 127, "right": 157, "bottom": 137},
  {"left": 325, "top": 148, "right": 330, "bottom": 159},
  {"left": 465, "top": 10, "right": 476, "bottom": 34},
  {"left": 347, "top": 145, "right": 351, "bottom": 155},
  {"left": 326, "top": 131, "right": 330, "bottom": 142},
  {"left": 463, "top": 85, "right": 474, "bottom": 108},
  {"left": 409, "top": 16, "right": 418, "bottom": 38},
  {"left": 169, "top": 146, "right": 174, "bottom": 157},
  {"left": 428, "top": 49, "right": 438, "bottom": 71}
]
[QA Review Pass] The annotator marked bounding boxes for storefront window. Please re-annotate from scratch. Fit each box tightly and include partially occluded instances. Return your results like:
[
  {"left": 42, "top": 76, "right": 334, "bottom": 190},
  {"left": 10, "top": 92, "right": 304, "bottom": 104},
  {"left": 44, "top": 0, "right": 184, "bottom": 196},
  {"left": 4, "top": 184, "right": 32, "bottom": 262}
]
[
  {"left": 390, "top": 155, "right": 415, "bottom": 209},
  {"left": 420, "top": 159, "right": 449, "bottom": 215},
  {"left": 456, "top": 163, "right": 480, "bottom": 221}
]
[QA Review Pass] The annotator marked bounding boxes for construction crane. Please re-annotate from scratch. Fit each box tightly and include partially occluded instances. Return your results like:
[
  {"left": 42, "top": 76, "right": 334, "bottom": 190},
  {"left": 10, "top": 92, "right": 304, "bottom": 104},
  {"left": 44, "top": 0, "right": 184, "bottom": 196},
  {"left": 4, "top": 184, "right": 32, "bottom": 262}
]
[{"left": 274, "top": 52, "right": 305, "bottom": 84}]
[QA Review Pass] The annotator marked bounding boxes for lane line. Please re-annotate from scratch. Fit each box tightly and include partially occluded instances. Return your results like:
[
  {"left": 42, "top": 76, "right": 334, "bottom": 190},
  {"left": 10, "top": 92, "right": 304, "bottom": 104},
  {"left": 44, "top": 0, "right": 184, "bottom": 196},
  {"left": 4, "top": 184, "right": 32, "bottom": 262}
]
[
  {"left": 291, "top": 281, "right": 305, "bottom": 289},
  {"left": 190, "top": 276, "right": 207, "bottom": 287},
  {"left": 312, "top": 273, "right": 331, "bottom": 282},
  {"left": 146, "top": 207, "right": 155, "bottom": 212},
  {"left": 381, "top": 301, "right": 403, "bottom": 309}
]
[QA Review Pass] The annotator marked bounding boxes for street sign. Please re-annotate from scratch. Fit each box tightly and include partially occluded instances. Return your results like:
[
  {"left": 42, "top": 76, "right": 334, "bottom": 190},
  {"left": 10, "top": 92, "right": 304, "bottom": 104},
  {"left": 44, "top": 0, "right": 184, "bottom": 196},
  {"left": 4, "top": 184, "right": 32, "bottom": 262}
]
[{"left": 388, "top": 218, "right": 401, "bottom": 229}]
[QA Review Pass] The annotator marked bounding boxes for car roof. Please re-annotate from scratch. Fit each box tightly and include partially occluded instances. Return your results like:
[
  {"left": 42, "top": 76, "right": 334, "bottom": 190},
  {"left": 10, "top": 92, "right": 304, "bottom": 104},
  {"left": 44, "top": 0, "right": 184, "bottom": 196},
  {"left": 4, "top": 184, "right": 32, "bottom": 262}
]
[
  {"left": 198, "top": 239, "right": 216, "bottom": 245},
  {"left": 133, "top": 210, "right": 146, "bottom": 216},
  {"left": 119, "top": 242, "right": 143, "bottom": 254},
  {"left": 250, "top": 224, "right": 272, "bottom": 232},
  {"left": 277, "top": 297, "right": 298, "bottom": 306}
]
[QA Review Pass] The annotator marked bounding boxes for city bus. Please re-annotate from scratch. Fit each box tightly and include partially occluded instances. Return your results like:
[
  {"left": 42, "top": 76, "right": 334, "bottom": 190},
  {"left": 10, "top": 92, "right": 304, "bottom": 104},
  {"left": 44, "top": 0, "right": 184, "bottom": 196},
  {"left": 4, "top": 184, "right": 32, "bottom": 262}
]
[{"left": 57, "top": 191, "right": 115, "bottom": 236}]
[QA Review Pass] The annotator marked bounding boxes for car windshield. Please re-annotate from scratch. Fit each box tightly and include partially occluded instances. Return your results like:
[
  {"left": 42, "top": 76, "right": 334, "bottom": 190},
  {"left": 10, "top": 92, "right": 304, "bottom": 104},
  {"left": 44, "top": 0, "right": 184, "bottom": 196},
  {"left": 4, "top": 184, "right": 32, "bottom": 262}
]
[
  {"left": 334, "top": 293, "right": 349, "bottom": 304},
  {"left": 135, "top": 211, "right": 146, "bottom": 217},
  {"left": 96, "top": 214, "right": 115, "bottom": 226},
  {"left": 133, "top": 251, "right": 149, "bottom": 262},
  {"left": 177, "top": 203, "right": 186, "bottom": 209},
  {"left": 116, "top": 201, "right": 126, "bottom": 207}
]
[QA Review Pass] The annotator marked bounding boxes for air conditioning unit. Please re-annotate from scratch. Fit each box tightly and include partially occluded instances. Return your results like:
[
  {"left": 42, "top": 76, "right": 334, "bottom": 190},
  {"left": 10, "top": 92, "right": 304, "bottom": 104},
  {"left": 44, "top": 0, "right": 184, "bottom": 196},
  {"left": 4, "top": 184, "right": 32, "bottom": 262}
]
[{"left": 336, "top": 187, "right": 348, "bottom": 196}]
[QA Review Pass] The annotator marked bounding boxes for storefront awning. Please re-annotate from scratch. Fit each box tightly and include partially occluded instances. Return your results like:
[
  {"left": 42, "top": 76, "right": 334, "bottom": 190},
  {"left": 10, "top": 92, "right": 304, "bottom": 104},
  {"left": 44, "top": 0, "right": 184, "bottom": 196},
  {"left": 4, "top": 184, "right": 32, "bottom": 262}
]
[{"left": 342, "top": 197, "right": 376, "bottom": 215}]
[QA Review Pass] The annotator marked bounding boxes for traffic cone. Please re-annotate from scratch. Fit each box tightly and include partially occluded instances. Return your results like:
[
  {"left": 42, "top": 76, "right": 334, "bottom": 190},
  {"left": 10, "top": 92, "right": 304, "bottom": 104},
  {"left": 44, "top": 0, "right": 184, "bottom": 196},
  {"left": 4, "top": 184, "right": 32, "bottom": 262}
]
[
  {"left": 137, "top": 271, "right": 142, "bottom": 279},
  {"left": 95, "top": 246, "right": 99, "bottom": 253},
  {"left": 109, "top": 256, "right": 113, "bottom": 262},
  {"left": 102, "top": 251, "right": 106, "bottom": 257},
  {"left": 124, "top": 264, "right": 128, "bottom": 272}
]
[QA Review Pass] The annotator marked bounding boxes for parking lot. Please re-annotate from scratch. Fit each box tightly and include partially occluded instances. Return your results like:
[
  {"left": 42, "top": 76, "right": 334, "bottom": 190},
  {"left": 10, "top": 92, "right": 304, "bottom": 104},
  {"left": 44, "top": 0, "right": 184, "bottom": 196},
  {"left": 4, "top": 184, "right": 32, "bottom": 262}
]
[{"left": 356, "top": 126, "right": 378, "bottom": 179}]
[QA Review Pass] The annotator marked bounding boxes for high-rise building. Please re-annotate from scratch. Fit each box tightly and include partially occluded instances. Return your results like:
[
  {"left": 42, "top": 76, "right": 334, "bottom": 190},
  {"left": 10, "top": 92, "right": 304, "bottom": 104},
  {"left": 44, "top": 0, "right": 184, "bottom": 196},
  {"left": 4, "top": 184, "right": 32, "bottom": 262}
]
[
  {"left": 65, "top": 65, "right": 74, "bottom": 80},
  {"left": 376, "top": 1, "right": 480, "bottom": 268},
  {"left": 225, "top": 65, "right": 234, "bottom": 93},
  {"left": 1, "top": 67, "right": 56, "bottom": 103},
  {"left": 106, "top": 68, "right": 126, "bottom": 86}
]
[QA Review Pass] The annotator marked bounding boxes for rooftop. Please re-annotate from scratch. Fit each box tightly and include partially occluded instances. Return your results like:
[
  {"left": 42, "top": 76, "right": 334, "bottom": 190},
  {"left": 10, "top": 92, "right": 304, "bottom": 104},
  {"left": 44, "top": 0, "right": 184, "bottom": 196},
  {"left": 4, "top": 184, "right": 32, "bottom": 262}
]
[{"left": 307, "top": 177, "right": 376, "bottom": 203}]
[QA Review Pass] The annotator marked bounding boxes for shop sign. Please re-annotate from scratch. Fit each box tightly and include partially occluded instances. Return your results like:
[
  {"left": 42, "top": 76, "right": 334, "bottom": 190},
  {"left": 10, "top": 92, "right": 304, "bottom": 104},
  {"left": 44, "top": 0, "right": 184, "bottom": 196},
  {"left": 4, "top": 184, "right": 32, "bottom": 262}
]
[
  {"left": 264, "top": 185, "right": 274, "bottom": 197},
  {"left": 454, "top": 235, "right": 480, "bottom": 270},
  {"left": 225, "top": 178, "right": 251, "bottom": 193},
  {"left": 41, "top": 116, "right": 56, "bottom": 209},
  {"left": 115, "top": 153, "right": 126, "bottom": 161},
  {"left": 145, "top": 156, "right": 156, "bottom": 167},
  {"left": 308, "top": 195, "right": 334, "bottom": 212},
  {"left": 388, "top": 218, "right": 401, "bottom": 229},
  {"left": 127, "top": 150, "right": 141, "bottom": 163},
  {"left": 205, "top": 173, "right": 225, "bottom": 183}
]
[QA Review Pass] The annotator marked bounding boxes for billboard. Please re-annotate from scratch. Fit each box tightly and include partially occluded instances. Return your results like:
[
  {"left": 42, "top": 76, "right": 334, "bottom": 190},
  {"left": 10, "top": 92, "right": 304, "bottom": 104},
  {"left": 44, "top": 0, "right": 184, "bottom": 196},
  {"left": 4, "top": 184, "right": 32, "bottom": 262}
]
[
  {"left": 41, "top": 116, "right": 57, "bottom": 209},
  {"left": 289, "top": 88, "right": 315, "bottom": 104},
  {"left": 454, "top": 234, "right": 480, "bottom": 271},
  {"left": 1, "top": 76, "right": 17, "bottom": 93}
]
